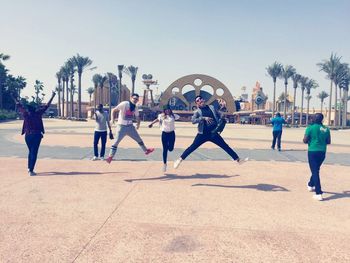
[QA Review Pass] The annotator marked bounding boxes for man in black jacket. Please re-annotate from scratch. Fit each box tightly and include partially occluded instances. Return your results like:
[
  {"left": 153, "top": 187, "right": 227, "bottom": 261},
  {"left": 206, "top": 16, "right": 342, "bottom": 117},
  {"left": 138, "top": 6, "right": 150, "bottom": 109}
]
[{"left": 174, "top": 96, "right": 248, "bottom": 169}]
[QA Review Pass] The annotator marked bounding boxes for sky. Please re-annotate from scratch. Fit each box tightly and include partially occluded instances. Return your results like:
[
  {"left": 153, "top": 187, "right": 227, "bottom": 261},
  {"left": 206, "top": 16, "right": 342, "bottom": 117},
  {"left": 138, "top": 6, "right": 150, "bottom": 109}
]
[{"left": 1, "top": 0, "right": 349, "bottom": 108}]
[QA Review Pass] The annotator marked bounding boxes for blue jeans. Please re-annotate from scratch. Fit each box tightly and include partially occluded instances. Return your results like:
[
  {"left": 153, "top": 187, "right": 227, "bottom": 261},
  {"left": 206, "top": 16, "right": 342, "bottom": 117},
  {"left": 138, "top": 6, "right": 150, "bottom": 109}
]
[
  {"left": 94, "top": 131, "right": 107, "bottom": 157},
  {"left": 308, "top": 151, "right": 326, "bottom": 195},
  {"left": 272, "top": 130, "right": 282, "bottom": 149},
  {"left": 181, "top": 133, "right": 239, "bottom": 160},
  {"left": 25, "top": 133, "right": 42, "bottom": 172}
]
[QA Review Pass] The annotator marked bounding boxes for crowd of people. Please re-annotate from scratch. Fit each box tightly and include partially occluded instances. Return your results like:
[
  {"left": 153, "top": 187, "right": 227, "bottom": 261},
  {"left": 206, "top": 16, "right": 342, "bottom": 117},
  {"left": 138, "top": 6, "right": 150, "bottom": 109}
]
[{"left": 14, "top": 92, "right": 331, "bottom": 201}]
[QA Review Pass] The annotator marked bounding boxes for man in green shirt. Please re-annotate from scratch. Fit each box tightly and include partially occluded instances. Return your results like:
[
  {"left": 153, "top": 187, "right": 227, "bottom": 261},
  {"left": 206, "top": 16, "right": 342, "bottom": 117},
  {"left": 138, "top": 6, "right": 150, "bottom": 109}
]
[{"left": 303, "top": 113, "right": 331, "bottom": 201}]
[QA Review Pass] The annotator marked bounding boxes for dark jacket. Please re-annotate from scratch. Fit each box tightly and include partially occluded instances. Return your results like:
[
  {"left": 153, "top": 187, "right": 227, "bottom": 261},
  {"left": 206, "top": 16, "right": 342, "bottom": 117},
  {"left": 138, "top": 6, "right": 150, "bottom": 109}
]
[{"left": 191, "top": 105, "right": 222, "bottom": 134}]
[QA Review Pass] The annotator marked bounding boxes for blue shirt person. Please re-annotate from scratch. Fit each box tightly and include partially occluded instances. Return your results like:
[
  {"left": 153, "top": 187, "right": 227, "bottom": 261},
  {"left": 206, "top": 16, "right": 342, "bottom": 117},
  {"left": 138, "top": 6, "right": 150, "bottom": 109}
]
[{"left": 271, "top": 112, "right": 286, "bottom": 151}]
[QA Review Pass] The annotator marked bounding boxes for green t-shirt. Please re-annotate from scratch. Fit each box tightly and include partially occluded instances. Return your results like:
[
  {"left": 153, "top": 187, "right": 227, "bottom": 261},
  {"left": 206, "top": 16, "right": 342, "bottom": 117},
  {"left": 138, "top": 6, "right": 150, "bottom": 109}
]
[{"left": 305, "top": 124, "right": 330, "bottom": 152}]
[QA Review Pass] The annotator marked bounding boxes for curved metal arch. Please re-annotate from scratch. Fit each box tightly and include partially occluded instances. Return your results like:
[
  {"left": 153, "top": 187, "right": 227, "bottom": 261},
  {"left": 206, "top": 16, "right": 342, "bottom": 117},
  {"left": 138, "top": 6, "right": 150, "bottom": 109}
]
[{"left": 159, "top": 74, "right": 236, "bottom": 113}]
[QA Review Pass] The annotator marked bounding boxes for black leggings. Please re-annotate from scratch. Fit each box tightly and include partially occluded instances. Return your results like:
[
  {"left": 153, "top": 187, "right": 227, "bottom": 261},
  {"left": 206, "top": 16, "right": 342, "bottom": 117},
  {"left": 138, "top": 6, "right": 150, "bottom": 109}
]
[
  {"left": 162, "top": 131, "right": 175, "bottom": 164},
  {"left": 25, "top": 133, "right": 42, "bottom": 172},
  {"left": 181, "top": 133, "right": 239, "bottom": 160}
]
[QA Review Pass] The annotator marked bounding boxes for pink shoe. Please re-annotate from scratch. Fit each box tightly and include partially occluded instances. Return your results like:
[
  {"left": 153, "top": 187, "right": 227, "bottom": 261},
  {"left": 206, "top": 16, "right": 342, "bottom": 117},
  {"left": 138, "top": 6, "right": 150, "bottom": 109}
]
[
  {"left": 145, "top": 148, "right": 155, "bottom": 155},
  {"left": 106, "top": 156, "right": 113, "bottom": 164}
]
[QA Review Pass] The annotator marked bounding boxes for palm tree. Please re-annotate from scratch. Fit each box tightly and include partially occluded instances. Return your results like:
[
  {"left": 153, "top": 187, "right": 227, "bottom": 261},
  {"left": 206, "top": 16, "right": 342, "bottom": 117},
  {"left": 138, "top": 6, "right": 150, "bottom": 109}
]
[
  {"left": 99, "top": 75, "right": 108, "bottom": 106},
  {"left": 299, "top": 76, "right": 308, "bottom": 125},
  {"left": 305, "top": 79, "right": 318, "bottom": 125},
  {"left": 92, "top": 74, "right": 102, "bottom": 110},
  {"left": 317, "top": 91, "right": 329, "bottom": 114},
  {"left": 124, "top": 65, "right": 138, "bottom": 95},
  {"left": 339, "top": 66, "right": 350, "bottom": 127},
  {"left": 55, "top": 71, "right": 63, "bottom": 117},
  {"left": 291, "top": 73, "right": 301, "bottom": 126},
  {"left": 92, "top": 74, "right": 104, "bottom": 107},
  {"left": 65, "top": 59, "right": 75, "bottom": 118},
  {"left": 266, "top": 62, "right": 283, "bottom": 117},
  {"left": 317, "top": 53, "right": 342, "bottom": 126},
  {"left": 106, "top": 72, "right": 118, "bottom": 120},
  {"left": 279, "top": 65, "right": 296, "bottom": 118},
  {"left": 60, "top": 66, "right": 69, "bottom": 118},
  {"left": 71, "top": 54, "right": 93, "bottom": 119},
  {"left": 0, "top": 53, "right": 10, "bottom": 63},
  {"left": 86, "top": 87, "right": 94, "bottom": 106},
  {"left": 334, "top": 63, "right": 349, "bottom": 126},
  {"left": 0, "top": 53, "right": 10, "bottom": 109}
]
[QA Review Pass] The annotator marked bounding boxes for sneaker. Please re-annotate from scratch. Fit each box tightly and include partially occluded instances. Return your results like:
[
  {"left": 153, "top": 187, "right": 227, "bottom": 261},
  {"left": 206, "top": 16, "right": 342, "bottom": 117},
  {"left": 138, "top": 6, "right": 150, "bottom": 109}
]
[
  {"left": 100, "top": 156, "right": 105, "bottom": 161},
  {"left": 106, "top": 156, "right": 113, "bottom": 164},
  {"left": 162, "top": 164, "right": 167, "bottom": 173},
  {"left": 278, "top": 148, "right": 281, "bottom": 152},
  {"left": 28, "top": 171, "right": 36, "bottom": 176},
  {"left": 145, "top": 148, "right": 155, "bottom": 155},
  {"left": 91, "top": 156, "right": 99, "bottom": 161},
  {"left": 237, "top": 157, "right": 249, "bottom": 165},
  {"left": 174, "top": 158, "right": 182, "bottom": 169},
  {"left": 313, "top": 194, "right": 323, "bottom": 201},
  {"left": 271, "top": 146, "right": 275, "bottom": 150},
  {"left": 307, "top": 185, "right": 315, "bottom": 192}
]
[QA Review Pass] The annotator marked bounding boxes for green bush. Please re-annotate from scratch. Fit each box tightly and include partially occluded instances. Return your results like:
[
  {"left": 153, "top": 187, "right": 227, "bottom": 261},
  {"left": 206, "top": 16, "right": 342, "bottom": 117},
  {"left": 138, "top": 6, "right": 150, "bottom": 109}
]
[{"left": 0, "top": 109, "right": 17, "bottom": 121}]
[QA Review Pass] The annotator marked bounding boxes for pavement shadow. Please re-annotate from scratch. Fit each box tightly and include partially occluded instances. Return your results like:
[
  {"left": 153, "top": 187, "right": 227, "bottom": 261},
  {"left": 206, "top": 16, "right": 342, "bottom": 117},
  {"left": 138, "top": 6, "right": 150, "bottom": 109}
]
[
  {"left": 192, "top": 183, "right": 289, "bottom": 192},
  {"left": 125, "top": 173, "right": 238, "bottom": 183},
  {"left": 36, "top": 171, "right": 121, "bottom": 176},
  {"left": 322, "top": 191, "right": 350, "bottom": 201}
]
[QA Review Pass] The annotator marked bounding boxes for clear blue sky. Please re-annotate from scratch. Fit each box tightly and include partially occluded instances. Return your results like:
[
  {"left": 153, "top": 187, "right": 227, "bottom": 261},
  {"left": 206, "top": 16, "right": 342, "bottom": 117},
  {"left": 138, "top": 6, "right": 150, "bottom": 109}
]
[{"left": 1, "top": 0, "right": 349, "bottom": 108}]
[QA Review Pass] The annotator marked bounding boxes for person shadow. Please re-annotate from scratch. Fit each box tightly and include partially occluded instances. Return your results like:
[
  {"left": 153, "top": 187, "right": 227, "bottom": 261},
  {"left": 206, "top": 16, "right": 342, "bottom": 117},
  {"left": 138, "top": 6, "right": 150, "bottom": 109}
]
[
  {"left": 36, "top": 171, "right": 121, "bottom": 176},
  {"left": 192, "top": 183, "right": 289, "bottom": 192},
  {"left": 322, "top": 191, "right": 350, "bottom": 201},
  {"left": 125, "top": 173, "right": 238, "bottom": 183}
]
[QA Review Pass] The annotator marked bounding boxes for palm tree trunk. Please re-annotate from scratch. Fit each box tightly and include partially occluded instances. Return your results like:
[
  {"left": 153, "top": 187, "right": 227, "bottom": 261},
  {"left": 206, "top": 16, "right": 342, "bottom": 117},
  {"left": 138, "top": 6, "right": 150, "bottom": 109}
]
[
  {"left": 328, "top": 81, "right": 333, "bottom": 126},
  {"left": 306, "top": 96, "right": 310, "bottom": 126},
  {"left": 300, "top": 89, "right": 304, "bottom": 125},
  {"left": 100, "top": 86, "right": 103, "bottom": 105},
  {"left": 57, "top": 82, "right": 61, "bottom": 117},
  {"left": 70, "top": 89, "right": 74, "bottom": 118},
  {"left": 66, "top": 80, "right": 69, "bottom": 118},
  {"left": 94, "top": 85, "right": 97, "bottom": 115},
  {"left": 292, "top": 88, "right": 297, "bottom": 126},
  {"left": 338, "top": 88, "right": 342, "bottom": 126},
  {"left": 343, "top": 89, "right": 348, "bottom": 127},
  {"left": 78, "top": 73, "right": 82, "bottom": 119},
  {"left": 284, "top": 83, "right": 287, "bottom": 119},
  {"left": 272, "top": 80, "right": 276, "bottom": 117},
  {"left": 62, "top": 81, "right": 65, "bottom": 117},
  {"left": 334, "top": 84, "right": 338, "bottom": 126},
  {"left": 131, "top": 79, "right": 135, "bottom": 95}
]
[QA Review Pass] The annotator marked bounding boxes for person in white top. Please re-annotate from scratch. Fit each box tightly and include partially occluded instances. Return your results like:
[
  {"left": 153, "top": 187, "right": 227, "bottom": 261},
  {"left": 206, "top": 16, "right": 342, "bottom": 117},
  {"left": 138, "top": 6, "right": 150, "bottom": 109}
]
[
  {"left": 106, "top": 94, "right": 154, "bottom": 163},
  {"left": 92, "top": 104, "right": 112, "bottom": 161},
  {"left": 149, "top": 105, "right": 180, "bottom": 173}
]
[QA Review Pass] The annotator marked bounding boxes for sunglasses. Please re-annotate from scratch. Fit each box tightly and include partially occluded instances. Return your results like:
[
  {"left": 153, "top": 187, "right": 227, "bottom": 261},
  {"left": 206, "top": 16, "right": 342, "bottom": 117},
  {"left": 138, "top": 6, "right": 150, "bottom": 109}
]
[
  {"left": 132, "top": 97, "right": 139, "bottom": 100},
  {"left": 195, "top": 98, "right": 203, "bottom": 103}
]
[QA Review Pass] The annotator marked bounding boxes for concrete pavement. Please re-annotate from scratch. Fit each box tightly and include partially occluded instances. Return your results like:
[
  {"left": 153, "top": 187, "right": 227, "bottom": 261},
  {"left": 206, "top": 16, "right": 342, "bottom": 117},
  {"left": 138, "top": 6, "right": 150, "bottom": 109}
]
[{"left": 1, "top": 119, "right": 350, "bottom": 262}]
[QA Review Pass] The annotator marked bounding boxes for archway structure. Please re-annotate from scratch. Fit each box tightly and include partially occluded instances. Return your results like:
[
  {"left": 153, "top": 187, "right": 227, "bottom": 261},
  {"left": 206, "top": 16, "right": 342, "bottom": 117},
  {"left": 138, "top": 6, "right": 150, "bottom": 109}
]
[{"left": 159, "top": 74, "right": 236, "bottom": 113}]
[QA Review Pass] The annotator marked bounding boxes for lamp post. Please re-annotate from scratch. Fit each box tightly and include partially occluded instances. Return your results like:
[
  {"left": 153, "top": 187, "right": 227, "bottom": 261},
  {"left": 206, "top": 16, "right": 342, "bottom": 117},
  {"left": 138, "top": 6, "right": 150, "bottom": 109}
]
[{"left": 117, "top": 65, "right": 124, "bottom": 104}]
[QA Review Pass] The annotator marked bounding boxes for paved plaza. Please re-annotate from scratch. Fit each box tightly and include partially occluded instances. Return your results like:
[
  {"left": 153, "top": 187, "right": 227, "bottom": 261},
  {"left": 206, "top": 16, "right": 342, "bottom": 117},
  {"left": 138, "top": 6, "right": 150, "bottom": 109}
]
[{"left": 1, "top": 119, "right": 350, "bottom": 262}]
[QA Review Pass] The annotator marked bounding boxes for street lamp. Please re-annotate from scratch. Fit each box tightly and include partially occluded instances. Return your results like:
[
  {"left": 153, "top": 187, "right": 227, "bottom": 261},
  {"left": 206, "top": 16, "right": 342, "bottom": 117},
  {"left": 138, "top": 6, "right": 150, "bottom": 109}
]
[{"left": 118, "top": 65, "right": 124, "bottom": 104}]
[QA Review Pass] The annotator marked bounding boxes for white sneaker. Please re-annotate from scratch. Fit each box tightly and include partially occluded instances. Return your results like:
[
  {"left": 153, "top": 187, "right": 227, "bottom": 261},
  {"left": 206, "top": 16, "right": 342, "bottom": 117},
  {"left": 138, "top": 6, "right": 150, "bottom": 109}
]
[
  {"left": 307, "top": 185, "right": 315, "bottom": 192},
  {"left": 174, "top": 158, "right": 182, "bottom": 169},
  {"left": 237, "top": 157, "right": 249, "bottom": 165},
  {"left": 91, "top": 156, "right": 99, "bottom": 161},
  {"left": 100, "top": 156, "right": 105, "bottom": 161},
  {"left": 313, "top": 194, "right": 323, "bottom": 201},
  {"left": 162, "top": 164, "right": 167, "bottom": 173}
]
